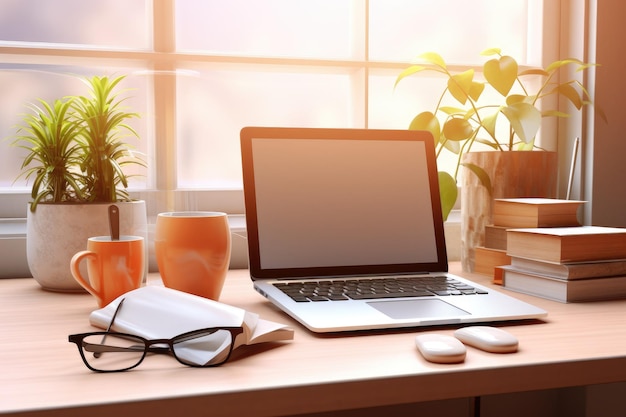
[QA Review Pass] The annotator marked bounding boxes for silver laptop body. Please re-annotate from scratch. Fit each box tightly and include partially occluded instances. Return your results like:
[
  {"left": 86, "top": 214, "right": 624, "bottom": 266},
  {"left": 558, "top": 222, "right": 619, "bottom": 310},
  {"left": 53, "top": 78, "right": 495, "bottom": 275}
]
[{"left": 240, "top": 127, "right": 547, "bottom": 333}]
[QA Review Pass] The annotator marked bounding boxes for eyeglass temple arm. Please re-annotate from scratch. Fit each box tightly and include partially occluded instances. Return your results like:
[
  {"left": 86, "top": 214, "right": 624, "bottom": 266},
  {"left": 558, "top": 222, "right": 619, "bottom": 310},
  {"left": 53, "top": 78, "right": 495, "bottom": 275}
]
[
  {"left": 82, "top": 341, "right": 145, "bottom": 354},
  {"left": 84, "top": 340, "right": 174, "bottom": 355},
  {"left": 170, "top": 327, "right": 244, "bottom": 348},
  {"left": 94, "top": 298, "right": 126, "bottom": 358}
]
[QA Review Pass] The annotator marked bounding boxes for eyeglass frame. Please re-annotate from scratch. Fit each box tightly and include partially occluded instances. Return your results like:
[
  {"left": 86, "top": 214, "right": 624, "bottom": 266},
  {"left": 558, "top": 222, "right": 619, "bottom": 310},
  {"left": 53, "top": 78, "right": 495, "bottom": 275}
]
[{"left": 68, "top": 326, "right": 244, "bottom": 372}]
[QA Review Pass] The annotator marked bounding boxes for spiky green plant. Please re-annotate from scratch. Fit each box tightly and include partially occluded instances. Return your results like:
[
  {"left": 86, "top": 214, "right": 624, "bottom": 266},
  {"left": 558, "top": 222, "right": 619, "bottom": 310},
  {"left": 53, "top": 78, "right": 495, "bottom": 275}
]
[
  {"left": 72, "top": 75, "right": 143, "bottom": 203},
  {"left": 12, "top": 75, "right": 144, "bottom": 211},
  {"left": 13, "top": 98, "right": 84, "bottom": 209}
]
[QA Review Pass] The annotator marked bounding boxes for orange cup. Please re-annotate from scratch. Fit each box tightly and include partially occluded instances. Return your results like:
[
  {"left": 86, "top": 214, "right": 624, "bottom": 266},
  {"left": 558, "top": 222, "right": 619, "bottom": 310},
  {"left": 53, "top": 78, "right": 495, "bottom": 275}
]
[
  {"left": 70, "top": 236, "right": 145, "bottom": 307},
  {"left": 155, "top": 212, "right": 231, "bottom": 300}
]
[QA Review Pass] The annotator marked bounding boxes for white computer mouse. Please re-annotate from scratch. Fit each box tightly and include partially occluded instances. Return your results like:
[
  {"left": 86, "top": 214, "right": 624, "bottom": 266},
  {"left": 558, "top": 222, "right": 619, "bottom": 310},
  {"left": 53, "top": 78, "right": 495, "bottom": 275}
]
[
  {"left": 453, "top": 326, "right": 519, "bottom": 353},
  {"left": 415, "top": 333, "right": 466, "bottom": 364}
]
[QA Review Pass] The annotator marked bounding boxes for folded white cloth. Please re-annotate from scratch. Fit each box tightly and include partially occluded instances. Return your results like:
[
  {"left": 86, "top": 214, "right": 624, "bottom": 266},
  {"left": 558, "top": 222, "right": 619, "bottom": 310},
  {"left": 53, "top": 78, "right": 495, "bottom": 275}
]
[{"left": 89, "top": 286, "right": 294, "bottom": 354}]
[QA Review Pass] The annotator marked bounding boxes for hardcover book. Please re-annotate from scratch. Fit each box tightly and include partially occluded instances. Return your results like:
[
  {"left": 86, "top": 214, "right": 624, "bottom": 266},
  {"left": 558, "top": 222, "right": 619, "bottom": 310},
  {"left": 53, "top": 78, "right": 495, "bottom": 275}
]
[
  {"left": 474, "top": 246, "right": 511, "bottom": 282},
  {"left": 506, "top": 226, "right": 626, "bottom": 263},
  {"left": 484, "top": 225, "right": 508, "bottom": 251},
  {"left": 500, "top": 265, "right": 626, "bottom": 303},
  {"left": 509, "top": 257, "right": 626, "bottom": 280},
  {"left": 493, "top": 198, "right": 584, "bottom": 228}
]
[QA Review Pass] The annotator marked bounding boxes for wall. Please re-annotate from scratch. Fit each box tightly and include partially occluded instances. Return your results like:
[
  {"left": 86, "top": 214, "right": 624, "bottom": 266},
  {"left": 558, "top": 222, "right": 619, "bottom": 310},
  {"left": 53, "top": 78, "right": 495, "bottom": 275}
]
[{"left": 585, "top": 1, "right": 626, "bottom": 226}]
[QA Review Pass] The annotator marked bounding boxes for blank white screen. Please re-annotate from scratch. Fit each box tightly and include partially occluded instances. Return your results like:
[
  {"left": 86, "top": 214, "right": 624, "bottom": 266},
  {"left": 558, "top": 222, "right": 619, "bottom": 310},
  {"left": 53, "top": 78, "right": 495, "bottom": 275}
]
[{"left": 251, "top": 138, "right": 439, "bottom": 269}]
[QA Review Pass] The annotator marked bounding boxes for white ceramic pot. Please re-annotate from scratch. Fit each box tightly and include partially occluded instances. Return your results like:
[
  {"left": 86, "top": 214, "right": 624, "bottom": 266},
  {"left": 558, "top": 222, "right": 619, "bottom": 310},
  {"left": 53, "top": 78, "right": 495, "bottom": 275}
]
[{"left": 26, "top": 201, "right": 148, "bottom": 292}]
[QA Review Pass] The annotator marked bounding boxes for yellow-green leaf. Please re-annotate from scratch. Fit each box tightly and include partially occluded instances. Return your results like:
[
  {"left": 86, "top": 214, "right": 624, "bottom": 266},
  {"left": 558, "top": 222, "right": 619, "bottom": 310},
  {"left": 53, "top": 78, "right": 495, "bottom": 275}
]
[
  {"left": 469, "top": 81, "right": 485, "bottom": 101},
  {"left": 439, "top": 106, "right": 466, "bottom": 116},
  {"left": 557, "top": 83, "right": 583, "bottom": 109},
  {"left": 448, "top": 69, "right": 474, "bottom": 105},
  {"left": 419, "top": 52, "right": 446, "bottom": 69},
  {"left": 481, "top": 48, "right": 502, "bottom": 57},
  {"left": 443, "top": 118, "right": 473, "bottom": 141},
  {"left": 481, "top": 111, "right": 499, "bottom": 139},
  {"left": 475, "top": 137, "right": 501, "bottom": 150},
  {"left": 542, "top": 109, "right": 570, "bottom": 118},
  {"left": 519, "top": 68, "right": 549, "bottom": 77},
  {"left": 394, "top": 65, "right": 427, "bottom": 89},
  {"left": 461, "top": 163, "right": 493, "bottom": 196},
  {"left": 409, "top": 111, "right": 441, "bottom": 144},
  {"left": 595, "top": 106, "right": 609, "bottom": 124},
  {"left": 516, "top": 142, "right": 535, "bottom": 151},
  {"left": 484, "top": 55, "right": 518, "bottom": 96},
  {"left": 443, "top": 139, "right": 461, "bottom": 154},
  {"left": 464, "top": 107, "right": 477, "bottom": 120},
  {"left": 500, "top": 102, "right": 541, "bottom": 144},
  {"left": 437, "top": 171, "right": 458, "bottom": 221},
  {"left": 545, "top": 58, "right": 585, "bottom": 73},
  {"left": 506, "top": 94, "right": 526, "bottom": 105}
]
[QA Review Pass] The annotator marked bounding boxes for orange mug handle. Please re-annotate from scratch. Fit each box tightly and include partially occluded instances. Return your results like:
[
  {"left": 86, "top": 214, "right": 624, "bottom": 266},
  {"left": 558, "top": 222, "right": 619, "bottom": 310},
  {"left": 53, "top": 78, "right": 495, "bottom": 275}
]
[{"left": 70, "top": 251, "right": 102, "bottom": 300}]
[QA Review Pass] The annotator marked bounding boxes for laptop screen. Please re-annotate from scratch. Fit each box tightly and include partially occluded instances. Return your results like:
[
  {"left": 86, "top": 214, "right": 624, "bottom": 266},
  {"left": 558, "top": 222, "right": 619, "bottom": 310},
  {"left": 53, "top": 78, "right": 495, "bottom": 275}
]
[{"left": 241, "top": 127, "right": 448, "bottom": 279}]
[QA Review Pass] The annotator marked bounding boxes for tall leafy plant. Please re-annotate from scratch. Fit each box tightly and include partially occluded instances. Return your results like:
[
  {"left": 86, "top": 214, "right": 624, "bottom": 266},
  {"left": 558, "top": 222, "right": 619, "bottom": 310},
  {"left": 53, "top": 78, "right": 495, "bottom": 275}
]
[
  {"left": 395, "top": 48, "right": 599, "bottom": 220},
  {"left": 73, "top": 75, "right": 141, "bottom": 203},
  {"left": 13, "top": 98, "right": 84, "bottom": 208},
  {"left": 12, "top": 75, "right": 144, "bottom": 211}
]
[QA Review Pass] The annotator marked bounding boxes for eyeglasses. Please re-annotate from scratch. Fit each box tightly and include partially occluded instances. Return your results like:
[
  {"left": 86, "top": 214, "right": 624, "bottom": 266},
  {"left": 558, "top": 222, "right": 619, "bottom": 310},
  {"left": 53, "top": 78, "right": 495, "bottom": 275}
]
[
  {"left": 68, "top": 298, "right": 244, "bottom": 372},
  {"left": 69, "top": 327, "right": 244, "bottom": 372}
]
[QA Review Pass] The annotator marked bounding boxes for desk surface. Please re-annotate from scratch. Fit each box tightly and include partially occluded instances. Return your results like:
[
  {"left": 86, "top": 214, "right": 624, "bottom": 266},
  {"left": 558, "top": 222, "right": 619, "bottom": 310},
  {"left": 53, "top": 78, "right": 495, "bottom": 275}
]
[{"left": 1, "top": 264, "right": 625, "bottom": 417}]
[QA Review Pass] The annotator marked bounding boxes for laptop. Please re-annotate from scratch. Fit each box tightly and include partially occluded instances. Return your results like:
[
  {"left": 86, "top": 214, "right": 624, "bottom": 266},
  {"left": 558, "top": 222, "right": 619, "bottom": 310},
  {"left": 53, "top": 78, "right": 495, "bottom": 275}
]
[{"left": 240, "top": 126, "right": 547, "bottom": 333}]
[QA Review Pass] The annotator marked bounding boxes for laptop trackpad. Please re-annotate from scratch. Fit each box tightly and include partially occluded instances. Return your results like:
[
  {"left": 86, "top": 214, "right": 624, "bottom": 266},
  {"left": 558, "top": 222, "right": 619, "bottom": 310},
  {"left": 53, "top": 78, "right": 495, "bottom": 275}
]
[{"left": 368, "top": 299, "right": 470, "bottom": 320}]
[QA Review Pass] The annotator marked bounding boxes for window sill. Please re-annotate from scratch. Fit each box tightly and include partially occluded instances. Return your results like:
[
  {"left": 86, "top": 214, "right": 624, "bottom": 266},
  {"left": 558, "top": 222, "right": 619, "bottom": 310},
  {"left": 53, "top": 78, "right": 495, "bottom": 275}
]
[
  {"left": 0, "top": 212, "right": 461, "bottom": 279},
  {"left": 0, "top": 215, "right": 249, "bottom": 279}
]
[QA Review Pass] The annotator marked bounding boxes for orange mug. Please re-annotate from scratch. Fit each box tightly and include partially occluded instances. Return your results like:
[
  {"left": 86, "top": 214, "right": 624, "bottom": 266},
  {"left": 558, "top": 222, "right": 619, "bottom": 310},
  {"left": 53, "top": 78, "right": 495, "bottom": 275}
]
[
  {"left": 70, "top": 236, "right": 145, "bottom": 307},
  {"left": 155, "top": 212, "right": 231, "bottom": 300}
]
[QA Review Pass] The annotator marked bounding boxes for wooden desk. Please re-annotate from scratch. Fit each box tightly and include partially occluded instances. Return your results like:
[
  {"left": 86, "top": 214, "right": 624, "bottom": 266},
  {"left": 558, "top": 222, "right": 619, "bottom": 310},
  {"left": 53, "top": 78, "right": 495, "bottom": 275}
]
[{"left": 1, "top": 264, "right": 625, "bottom": 417}]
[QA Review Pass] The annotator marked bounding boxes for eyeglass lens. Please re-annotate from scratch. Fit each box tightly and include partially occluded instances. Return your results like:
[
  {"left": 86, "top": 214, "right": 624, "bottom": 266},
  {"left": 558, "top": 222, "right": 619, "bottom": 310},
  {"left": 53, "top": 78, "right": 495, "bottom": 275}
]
[
  {"left": 171, "top": 328, "right": 235, "bottom": 366},
  {"left": 79, "top": 333, "right": 146, "bottom": 372}
]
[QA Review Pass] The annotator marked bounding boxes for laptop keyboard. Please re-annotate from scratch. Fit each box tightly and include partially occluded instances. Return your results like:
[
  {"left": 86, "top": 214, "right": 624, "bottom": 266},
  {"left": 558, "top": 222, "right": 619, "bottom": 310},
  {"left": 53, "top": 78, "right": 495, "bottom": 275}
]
[{"left": 274, "top": 275, "right": 488, "bottom": 303}]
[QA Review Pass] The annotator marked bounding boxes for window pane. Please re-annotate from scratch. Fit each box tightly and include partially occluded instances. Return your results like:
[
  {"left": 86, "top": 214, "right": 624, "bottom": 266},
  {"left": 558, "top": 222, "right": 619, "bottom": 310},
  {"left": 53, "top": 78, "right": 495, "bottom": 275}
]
[
  {"left": 369, "top": 0, "right": 529, "bottom": 63},
  {"left": 0, "top": 65, "right": 151, "bottom": 190},
  {"left": 0, "top": 0, "right": 552, "bottom": 209},
  {"left": 0, "top": 0, "right": 149, "bottom": 49},
  {"left": 176, "top": 65, "right": 356, "bottom": 188},
  {"left": 369, "top": 70, "right": 460, "bottom": 174},
  {"left": 175, "top": 0, "right": 358, "bottom": 59}
]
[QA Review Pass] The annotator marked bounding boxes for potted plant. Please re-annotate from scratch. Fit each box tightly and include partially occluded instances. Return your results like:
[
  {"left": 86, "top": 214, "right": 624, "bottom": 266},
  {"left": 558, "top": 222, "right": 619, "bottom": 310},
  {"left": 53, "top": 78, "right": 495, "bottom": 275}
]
[
  {"left": 394, "top": 48, "right": 599, "bottom": 270},
  {"left": 12, "top": 75, "right": 147, "bottom": 291}
]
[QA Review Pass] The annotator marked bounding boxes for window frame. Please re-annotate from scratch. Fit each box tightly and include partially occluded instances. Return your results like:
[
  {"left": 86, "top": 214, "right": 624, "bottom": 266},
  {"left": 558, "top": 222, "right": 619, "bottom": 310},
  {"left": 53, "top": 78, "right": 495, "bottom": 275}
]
[{"left": 0, "top": 0, "right": 585, "bottom": 220}]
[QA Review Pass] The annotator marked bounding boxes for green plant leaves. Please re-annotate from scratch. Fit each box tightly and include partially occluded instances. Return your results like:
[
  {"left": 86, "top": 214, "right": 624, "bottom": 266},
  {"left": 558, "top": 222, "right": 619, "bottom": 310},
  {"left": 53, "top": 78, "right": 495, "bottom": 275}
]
[
  {"left": 12, "top": 98, "right": 85, "bottom": 210},
  {"left": 480, "top": 47, "right": 502, "bottom": 57},
  {"left": 409, "top": 111, "right": 441, "bottom": 144},
  {"left": 447, "top": 69, "right": 474, "bottom": 104},
  {"left": 72, "top": 75, "right": 143, "bottom": 203},
  {"left": 419, "top": 52, "right": 447, "bottom": 69},
  {"left": 443, "top": 118, "right": 473, "bottom": 141},
  {"left": 12, "top": 75, "right": 144, "bottom": 210},
  {"left": 394, "top": 52, "right": 448, "bottom": 89},
  {"left": 394, "top": 48, "right": 597, "bottom": 217},
  {"left": 484, "top": 55, "right": 518, "bottom": 96},
  {"left": 555, "top": 83, "right": 584, "bottom": 109},
  {"left": 461, "top": 163, "right": 493, "bottom": 197},
  {"left": 394, "top": 65, "right": 427, "bottom": 88},
  {"left": 437, "top": 171, "right": 457, "bottom": 221},
  {"left": 500, "top": 102, "right": 541, "bottom": 144}
]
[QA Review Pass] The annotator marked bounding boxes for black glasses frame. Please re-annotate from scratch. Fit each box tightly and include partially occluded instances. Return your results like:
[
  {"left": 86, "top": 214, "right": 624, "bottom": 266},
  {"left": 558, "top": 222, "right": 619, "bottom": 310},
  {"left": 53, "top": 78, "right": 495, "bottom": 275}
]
[{"left": 69, "top": 326, "right": 244, "bottom": 372}]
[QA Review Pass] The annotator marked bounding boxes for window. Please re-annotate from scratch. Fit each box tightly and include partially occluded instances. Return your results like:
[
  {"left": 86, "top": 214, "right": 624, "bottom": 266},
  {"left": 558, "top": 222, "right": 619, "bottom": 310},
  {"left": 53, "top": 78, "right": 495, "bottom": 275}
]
[{"left": 0, "top": 0, "right": 558, "bottom": 219}]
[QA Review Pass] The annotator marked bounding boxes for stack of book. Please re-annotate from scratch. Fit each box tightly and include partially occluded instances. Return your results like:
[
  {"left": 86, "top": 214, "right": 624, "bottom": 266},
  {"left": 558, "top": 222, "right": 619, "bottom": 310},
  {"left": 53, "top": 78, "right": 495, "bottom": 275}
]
[
  {"left": 474, "top": 198, "right": 584, "bottom": 282},
  {"left": 499, "top": 226, "right": 626, "bottom": 302}
]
